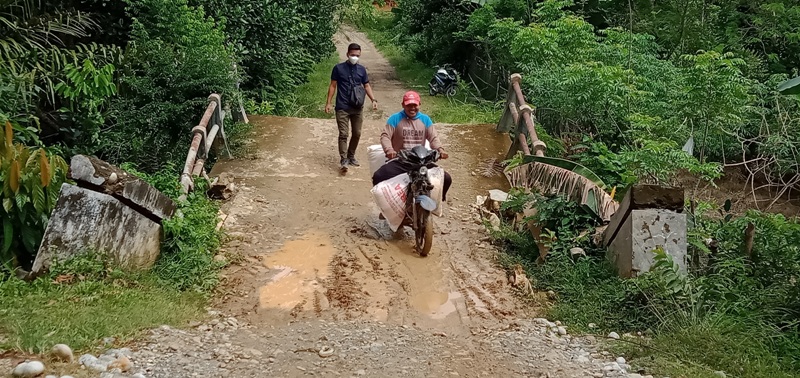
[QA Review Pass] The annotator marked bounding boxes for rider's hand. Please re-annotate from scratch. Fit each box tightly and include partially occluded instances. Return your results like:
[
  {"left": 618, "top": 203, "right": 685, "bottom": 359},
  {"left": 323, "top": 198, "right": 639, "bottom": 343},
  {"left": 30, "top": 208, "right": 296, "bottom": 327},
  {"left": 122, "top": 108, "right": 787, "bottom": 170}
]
[
  {"left": 439, "top": 150, "right": 449, "bottom": 159},
  {"left": 386, "top": 151, "right": 397, "bottom": 160},
  {"left": 372, "top": 100, "right": 378, "bottom": 111},
  {"left": 324, "top": 103, "right": 332, "bottom": 114}
]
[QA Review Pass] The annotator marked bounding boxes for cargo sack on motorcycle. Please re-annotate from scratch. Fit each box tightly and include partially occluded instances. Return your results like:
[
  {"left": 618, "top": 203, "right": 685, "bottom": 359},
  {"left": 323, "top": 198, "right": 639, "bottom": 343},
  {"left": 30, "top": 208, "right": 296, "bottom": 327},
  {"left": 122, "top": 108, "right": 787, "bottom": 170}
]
[
  {"left": 368, "top": 145, "right": 385, "bottom": 177},
  {"left": 371, "top": 168, "right": 446, "bottom": 232},
  {"left": 371, "top": 173, "right": 411, "bottom": 232}
]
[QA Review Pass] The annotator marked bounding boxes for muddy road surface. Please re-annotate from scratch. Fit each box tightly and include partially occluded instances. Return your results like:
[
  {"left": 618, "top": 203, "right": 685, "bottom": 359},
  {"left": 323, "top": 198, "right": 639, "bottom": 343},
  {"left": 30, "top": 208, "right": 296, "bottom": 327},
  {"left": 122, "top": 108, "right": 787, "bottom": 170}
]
[{"left": 44, "top": 28, "right": 636, "bottom": 378}]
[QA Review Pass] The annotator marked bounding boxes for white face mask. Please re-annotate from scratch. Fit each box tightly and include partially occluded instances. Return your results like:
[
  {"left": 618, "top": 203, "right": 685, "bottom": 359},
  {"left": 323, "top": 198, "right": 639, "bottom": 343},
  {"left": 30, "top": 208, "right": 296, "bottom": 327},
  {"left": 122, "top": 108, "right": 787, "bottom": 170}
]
[{"left": 348, "top": 56, "right": 359, "bottom": 65}]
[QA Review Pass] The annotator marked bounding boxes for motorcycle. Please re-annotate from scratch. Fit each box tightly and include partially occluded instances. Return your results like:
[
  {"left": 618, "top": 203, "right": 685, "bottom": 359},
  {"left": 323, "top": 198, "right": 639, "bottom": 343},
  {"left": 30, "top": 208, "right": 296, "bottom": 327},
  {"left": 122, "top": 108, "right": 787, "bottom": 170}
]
[
  {"left": 378, "top": 145, "right": 441, "bottom": 257},
  {"left": 428, "top": 64, "right": 459, "bottom": 97}
]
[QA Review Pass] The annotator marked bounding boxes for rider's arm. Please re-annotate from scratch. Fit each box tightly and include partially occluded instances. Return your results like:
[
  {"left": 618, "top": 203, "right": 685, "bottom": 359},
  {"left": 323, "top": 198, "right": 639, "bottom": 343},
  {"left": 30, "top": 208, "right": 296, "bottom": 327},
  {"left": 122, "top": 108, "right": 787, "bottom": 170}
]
[
  {"left": 380, "top": 123, "right": 395, "bottom": 156},
  {"left": 382, "top": 112, "right": 403, "bottom": 157},
  {"left": 421, "top": 115, "right": 444, "bottom": 152}
]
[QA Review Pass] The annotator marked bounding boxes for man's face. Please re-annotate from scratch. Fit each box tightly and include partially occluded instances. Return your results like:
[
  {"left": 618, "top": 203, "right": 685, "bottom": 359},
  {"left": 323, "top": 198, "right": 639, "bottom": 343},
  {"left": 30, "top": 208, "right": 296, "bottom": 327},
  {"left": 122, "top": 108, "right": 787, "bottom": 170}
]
[
  {"left": 403, "top": 103, "right": 419, "bottom": 118},
  {"left": 347, "top": 49, "right": 361, "bottom": 63}
]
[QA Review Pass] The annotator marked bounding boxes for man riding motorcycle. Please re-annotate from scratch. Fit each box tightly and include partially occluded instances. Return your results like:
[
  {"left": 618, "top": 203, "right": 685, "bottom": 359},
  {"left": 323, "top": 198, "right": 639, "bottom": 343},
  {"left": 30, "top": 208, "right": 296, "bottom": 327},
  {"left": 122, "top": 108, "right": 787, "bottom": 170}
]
[{"left": 371, "top": 91, "right": 452, "bottom": 201}]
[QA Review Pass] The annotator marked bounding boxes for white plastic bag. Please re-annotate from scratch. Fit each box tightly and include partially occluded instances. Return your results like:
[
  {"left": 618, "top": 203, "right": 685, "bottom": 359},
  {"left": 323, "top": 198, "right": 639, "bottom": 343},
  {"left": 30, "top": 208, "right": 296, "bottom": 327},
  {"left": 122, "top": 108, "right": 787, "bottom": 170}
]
[
  {"left": 368, "top": 142, "right": 432, "bottom": 176},
  {"left": 371, "top": 173, "right": 411, "bottom": 232},
  {"left": 368, "top": 145, "right": 386, "bottom": 177},
  {"left": 427, "top": 167, "right": 445, "bottom": 217}
]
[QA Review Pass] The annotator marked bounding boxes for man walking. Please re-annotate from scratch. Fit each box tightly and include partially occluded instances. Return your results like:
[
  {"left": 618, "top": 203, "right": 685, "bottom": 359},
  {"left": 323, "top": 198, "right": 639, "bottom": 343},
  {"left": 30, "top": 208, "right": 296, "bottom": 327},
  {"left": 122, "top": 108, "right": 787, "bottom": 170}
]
[{"left": 325, "top": 43, "right": 378, "bottom": 171}]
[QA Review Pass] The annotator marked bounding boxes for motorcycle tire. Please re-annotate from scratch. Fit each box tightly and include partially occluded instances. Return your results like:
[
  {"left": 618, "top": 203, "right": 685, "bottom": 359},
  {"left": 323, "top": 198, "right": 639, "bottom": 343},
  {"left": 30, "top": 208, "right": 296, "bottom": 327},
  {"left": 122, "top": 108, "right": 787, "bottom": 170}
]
[
  {"left": 428, "top": 86, "right": 436, "bottom": 96},
  {"left": 446, "top": 85, "right": 457, "bottom": 97},
  {"left": 415, "top": 207, "right": 434, "bottom": 257}
]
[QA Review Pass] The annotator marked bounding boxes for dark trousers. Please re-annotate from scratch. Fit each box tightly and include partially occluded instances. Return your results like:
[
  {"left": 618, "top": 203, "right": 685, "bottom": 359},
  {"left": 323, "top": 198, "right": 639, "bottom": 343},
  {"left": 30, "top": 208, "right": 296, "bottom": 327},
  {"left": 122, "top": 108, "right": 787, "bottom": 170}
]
[
  {"left": 336, "top": 108, "right": 363, "bottom": 160},
  {"left": 372, "top": 160, "right": 452, "bottom": 201}
]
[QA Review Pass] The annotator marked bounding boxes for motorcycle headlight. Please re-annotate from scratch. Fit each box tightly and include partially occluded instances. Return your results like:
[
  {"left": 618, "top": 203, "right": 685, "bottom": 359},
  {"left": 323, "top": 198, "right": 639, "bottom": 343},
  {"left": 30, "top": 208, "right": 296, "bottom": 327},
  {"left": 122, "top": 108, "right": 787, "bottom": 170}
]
[{"left": 419, "top": 166, "right": 428, "bottom": 176}]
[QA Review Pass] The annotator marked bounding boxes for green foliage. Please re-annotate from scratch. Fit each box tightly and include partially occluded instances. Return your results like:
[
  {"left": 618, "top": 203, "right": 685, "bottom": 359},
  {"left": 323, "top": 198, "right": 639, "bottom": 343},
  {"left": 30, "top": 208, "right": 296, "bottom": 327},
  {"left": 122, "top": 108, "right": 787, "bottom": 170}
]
[
  {"left": 121, "top": 164, "right": 225, "bottom": 292},
  {"left": 105, "top": 0, "right": 238, "bottom": 171},
  {"left": 492, "top": 191, "right": 800, "bottom": 376},
  {"left": 390, "top": 0, "right": 800, "bottom": 186},
  {"left": 569, "top": 136, "right": 637, "bottom": 191},
  {"left": 360, "top": 12, "right": 502, "bottom": 124},
  {"left": 195, "top": 0, "right": 338, "bottom": 114},
  {"left": 55, "top": 58, "right": 118, "bottom": 155},
  {"left": 0, "top": 122, "right": 70, "bottom": 269},
  {"left": 155, "top": 180, "right": 225, "bottom": 293}
]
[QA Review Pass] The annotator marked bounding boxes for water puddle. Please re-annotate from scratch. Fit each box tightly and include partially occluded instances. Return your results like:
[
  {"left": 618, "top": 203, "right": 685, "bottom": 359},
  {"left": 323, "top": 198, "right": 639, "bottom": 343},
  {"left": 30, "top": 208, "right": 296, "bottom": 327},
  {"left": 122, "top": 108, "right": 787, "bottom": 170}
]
[
  {"left": 411, "top": 291, "right": 461, "bottom": 319},
  {"left": 258, "top": 231, "right": 335, "bottom": 310},
  {"left": 384, "top": 240, "right": 459, "bottom": 320}
]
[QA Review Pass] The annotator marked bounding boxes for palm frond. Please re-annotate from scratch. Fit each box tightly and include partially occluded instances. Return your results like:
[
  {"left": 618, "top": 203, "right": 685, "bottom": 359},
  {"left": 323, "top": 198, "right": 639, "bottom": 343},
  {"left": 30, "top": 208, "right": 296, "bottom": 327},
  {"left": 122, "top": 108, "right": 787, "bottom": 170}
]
[{"left": 505, "top": 161, "right": 619, "bottom": 222}]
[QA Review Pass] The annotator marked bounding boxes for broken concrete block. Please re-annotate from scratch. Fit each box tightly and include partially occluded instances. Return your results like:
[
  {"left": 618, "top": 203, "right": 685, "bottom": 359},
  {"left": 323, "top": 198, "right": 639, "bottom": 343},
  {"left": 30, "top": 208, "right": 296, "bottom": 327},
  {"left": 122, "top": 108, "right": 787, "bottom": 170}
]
[
  {"left": 69, "top": 155, "right": 177, "bottom": 221},
  {"left": 207, "top": 172, "right": 236, "bottom": 200},
  {"left": 606, "top": 209, "right": 687, "bottom": 278},
  {"left": 31, "top": 184, "right": 162, "bottom": 274},
  {"left": 603, "top": 184, "right": 685, "bottom": 247}
]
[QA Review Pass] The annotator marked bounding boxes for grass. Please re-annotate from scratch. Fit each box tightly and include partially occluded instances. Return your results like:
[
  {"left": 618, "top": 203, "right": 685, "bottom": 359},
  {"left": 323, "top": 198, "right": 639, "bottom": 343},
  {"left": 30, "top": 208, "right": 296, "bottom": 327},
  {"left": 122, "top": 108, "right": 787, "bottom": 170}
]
[
  {"left": 0, "top": 272, "right": 204, "bottom": 353},
  {"left": 286, "top": 53, "right": 341, "bottom": 119},
  {"left": 359, "top": 15, "right": 501, "bottom": 124}
]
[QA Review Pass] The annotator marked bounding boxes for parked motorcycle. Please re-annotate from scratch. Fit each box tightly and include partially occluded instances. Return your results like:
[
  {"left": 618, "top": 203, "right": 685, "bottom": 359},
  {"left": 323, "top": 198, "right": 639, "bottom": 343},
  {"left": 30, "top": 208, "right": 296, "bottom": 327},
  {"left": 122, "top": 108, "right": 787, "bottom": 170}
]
[{"left": 428, "top": 65, "right": 458, "bottom": 97}]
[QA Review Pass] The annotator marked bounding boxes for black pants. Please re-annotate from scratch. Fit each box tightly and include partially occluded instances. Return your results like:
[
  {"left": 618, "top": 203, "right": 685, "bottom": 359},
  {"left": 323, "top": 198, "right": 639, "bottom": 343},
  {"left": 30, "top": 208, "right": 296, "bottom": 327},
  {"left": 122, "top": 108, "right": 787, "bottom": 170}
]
[{"left": 372, "top": 160, "right": 452, "bottom": 201}]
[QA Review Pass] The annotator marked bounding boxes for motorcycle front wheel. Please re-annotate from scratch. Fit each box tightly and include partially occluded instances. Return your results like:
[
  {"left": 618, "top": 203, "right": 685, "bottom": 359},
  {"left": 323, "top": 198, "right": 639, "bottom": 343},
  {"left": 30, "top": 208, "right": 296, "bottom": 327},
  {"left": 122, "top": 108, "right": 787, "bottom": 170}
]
[
  {"left": 415, "top": 205, "right": 434, "bottom": 257},
  {"left": 446, "top": 85, "right": 457, "bottom": 97}
]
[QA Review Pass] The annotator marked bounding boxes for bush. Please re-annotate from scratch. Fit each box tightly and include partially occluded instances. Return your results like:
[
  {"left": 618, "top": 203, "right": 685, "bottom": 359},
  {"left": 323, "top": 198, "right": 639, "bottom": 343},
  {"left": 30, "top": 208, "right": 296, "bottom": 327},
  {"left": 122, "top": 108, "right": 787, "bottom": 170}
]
[
  {"left": 195, "top": 0, "right": 338, "bottom": 114},
  {"left": 0, "top": 122, "right": 70, "bottom": 269},
  {"left": 493, "top": 191, "right": 800, "bottom": 376},
  {"left": 120, "top": 163, "right": 225, "bottom": 292},
  {"left": 104, "top": 0, "right": 238, "bottom": 171}
]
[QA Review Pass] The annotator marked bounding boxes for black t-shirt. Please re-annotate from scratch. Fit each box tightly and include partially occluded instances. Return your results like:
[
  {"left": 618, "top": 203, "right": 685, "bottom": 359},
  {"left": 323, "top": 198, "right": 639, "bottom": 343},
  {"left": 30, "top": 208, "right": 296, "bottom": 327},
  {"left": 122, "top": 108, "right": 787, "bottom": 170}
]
[{"left": 331, "top": 61, "right": 369, "bottom": 111}]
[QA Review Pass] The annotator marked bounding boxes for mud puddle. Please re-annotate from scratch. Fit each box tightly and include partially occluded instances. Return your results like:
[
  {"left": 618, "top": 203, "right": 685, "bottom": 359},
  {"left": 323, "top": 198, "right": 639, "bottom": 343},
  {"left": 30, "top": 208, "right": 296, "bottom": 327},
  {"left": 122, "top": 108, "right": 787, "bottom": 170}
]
[{"left": 258, "top": 231, "right": 335, "bottom": 311}]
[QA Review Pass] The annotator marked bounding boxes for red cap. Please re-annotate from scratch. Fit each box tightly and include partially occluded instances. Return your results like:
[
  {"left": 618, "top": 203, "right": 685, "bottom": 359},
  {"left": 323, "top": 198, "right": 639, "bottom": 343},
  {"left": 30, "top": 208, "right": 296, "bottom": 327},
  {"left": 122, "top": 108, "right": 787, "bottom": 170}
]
[{"left": 402, "top": 91, "right": 420, "bottom": 106}]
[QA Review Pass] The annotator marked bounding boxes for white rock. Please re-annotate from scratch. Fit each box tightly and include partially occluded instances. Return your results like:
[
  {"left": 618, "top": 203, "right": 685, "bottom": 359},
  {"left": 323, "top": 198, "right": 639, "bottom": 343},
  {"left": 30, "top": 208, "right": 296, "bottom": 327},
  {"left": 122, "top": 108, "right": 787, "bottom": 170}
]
[
  {"left": 588, "top": 323, "right": 597, "bottom": 329},
  {"left": 713, "top": 371, "right": 726, "bottom": 378},
  {"left": 132, "top": 374, "right": 147, "bottom": 378},
  {"left": 488, "top": 189, "right": 509, "bottom": 203},
  {"left": 570, "top": 247, "right": 586, "bottom": 257},
  {"left": 51, "top": 344, "right": 74, "bottom": 362},
  {"left": 616, "top": 357, "right": 626, "bottom": 365},
  {"left": 488, "top": 214, "right": 501, "bottom": 231},
  {"left": 608, "top": 332, "right": 620, "bottom": 339},
  {"left": 12, "top": 361, "right": 45, "bottom": 377},
  {"left": 575, "top": 356, "right": 590, "bottom": 363},
  {"left": 557, "top": 327, "right": 567, "bottom": 336}
]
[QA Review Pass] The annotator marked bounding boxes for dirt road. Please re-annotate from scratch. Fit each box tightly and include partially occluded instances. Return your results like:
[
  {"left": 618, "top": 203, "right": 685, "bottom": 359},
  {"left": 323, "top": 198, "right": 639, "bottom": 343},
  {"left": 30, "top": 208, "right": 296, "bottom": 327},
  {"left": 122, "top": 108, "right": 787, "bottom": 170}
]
[{"left": 117, "top": 28, "right": 635, "bottom": 378}]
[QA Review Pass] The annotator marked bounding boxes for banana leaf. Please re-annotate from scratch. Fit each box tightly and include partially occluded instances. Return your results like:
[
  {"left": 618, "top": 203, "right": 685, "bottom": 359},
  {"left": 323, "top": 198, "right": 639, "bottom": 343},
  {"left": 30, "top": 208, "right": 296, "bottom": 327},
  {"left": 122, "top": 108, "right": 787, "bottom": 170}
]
[
  {"left": 505, "top": 156, "right": 618, "bottom": 221},
  {"left": 778, "top": 76, "right": 800, "bottom": 95}
]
